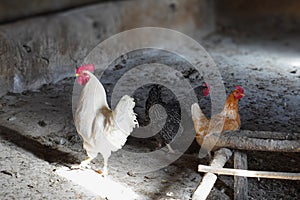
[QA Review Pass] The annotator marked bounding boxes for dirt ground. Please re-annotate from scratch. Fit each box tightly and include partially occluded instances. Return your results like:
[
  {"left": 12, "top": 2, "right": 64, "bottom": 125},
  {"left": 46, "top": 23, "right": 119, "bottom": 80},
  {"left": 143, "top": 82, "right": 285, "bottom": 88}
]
[{"left": 0, "top": 32, "right": 299, "bottom": 199}]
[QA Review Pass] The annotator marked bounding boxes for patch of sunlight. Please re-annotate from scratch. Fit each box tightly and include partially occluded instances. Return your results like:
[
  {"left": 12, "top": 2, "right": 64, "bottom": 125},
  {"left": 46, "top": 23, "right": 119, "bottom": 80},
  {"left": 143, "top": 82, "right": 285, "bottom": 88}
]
[
  {"left": 277, "top": 53, "right": 300, "bottom": 68},
  {"left": 288, "top": 58, "right": 300, "bottom": 68},
  {"left": 56, "top": 167, "right": 139, "bottom": 200}
]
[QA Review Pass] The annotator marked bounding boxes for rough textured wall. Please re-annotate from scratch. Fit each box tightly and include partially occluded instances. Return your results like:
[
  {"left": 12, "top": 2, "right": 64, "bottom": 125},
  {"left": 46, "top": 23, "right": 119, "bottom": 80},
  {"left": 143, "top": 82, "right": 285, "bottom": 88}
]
[
  {"left": 0, "top": 0, "right": 106, "bottom": 23},
  {"left": 121, "top": 0, "right": 215, "bottom": 37},
  {"left": 0, "top": 0, "right": 215, "bottom": 96},
  {"left": 216, "top": 0, "right": 300, "bottom": 33}
]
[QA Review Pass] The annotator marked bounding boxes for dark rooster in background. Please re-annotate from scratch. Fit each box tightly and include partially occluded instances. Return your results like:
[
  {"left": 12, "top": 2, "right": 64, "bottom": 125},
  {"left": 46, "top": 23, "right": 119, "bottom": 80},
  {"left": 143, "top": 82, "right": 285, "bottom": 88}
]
[
  {"left": 144, "top": 83, "right": 210, "bottom": 153},
  {"left": 73, "top": 64, "right": 138, "bottom": 175}
]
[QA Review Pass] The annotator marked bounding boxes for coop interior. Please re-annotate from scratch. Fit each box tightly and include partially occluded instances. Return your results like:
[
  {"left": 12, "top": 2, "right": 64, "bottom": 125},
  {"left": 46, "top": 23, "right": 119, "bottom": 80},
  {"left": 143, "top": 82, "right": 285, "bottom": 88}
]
[{"left": 0, "top": 0, "right": 299, "bottom": 199}]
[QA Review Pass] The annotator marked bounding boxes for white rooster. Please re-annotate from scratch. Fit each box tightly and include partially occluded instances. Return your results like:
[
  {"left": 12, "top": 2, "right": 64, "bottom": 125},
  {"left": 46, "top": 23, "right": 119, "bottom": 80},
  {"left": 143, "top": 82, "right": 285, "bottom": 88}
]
[{"left": 73, "top": 64, "right": 138, "bottom": 175}]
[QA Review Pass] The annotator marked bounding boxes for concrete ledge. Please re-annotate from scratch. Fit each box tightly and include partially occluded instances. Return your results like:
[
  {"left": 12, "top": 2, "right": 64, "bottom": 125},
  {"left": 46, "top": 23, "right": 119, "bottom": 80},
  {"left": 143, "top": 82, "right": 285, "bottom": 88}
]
[{"left": 0, "top": 0, "right": 106, "bottom": 23}]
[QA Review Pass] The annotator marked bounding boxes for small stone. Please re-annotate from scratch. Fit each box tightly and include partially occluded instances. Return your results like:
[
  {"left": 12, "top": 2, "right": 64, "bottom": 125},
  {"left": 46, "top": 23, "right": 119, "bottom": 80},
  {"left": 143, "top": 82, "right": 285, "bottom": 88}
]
[
  {"left": 27, "top": 184, "right": 34, "bottom": 189},
  {"left": 144, "top": 175, "right": 155, "bottom": 179},
  {"left": 166, "top": 191, "right": 174, "bottom": 197},
  {"left": 161, "top": 179, "right": 168, "bottom": 183},
  {"left": 15, "top": 172, "right": 20, "bottom": 178},
  {"left": 38, "top": 120, "right": 47, "bottom": 127},
  {"left": 113, "top": 64, "right": 124, "bottom": 71},
  {"left": 120, "top": 54, "right": 127, "bottom": 64},
  {"left": 191, "top": 177, "right": 196, "bottom": 182},
  {"left": 127, "top": 171, "right": 136, "bottom": 177},
  {"left": 22, "top": 44, "right": 32, "bottom": 53},
  {"left": 7, "top": 116, "right": 16, "bottom": 121},
  {"left": 59, "top": 138, "right": 67, "bottom": 145}
]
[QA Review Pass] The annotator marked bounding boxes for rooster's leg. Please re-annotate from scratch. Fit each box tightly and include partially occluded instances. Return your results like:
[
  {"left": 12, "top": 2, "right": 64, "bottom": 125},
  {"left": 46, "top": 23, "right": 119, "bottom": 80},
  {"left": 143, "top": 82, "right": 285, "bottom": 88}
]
[
  {"left": 166, "top": 143, "right": 175, "bottom": 154},
  {"left": 95, "top": 158, "right": 108, "bottom": 176},
  {"left": 103, "top": 157, "right": 108, "bottom": 176}
]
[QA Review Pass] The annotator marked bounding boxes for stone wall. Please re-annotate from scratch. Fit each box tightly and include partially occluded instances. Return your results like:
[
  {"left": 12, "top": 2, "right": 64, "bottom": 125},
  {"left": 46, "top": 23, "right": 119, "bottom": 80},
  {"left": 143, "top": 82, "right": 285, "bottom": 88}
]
[
  {"left": 0, "top": 0, "right": 215, "bottom": 96},
  {"left": 216, "top": 0, "right": 300, "bottom": 33}
]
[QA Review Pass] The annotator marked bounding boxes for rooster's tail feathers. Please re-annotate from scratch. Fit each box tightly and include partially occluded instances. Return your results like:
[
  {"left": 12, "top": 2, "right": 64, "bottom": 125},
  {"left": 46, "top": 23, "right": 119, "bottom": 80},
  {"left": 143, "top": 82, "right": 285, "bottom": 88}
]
[{"left": 106, "top": 95, "right": 139, "bottom": 150}]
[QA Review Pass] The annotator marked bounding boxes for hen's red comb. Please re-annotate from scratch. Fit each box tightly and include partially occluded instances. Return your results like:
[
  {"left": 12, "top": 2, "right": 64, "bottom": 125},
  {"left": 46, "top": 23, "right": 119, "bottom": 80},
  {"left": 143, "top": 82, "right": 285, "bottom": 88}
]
[
  {"left": 76, "top": 64, "right": 95, "bottom": 74},
  {"left": 235, "top": 86, "right": 244, "bottom": 93}
]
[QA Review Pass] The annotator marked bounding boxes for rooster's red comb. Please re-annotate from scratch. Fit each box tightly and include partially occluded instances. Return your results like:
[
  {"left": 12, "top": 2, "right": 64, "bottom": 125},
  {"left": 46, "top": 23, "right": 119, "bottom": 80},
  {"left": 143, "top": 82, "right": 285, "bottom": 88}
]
[
  {"left": 235, "top": 86, "right": 244, "bottom": 93},
  {"left": 202, "top": 83, "right": 210, "bottom": 97},
  {"left": 76, "top": 64, "right": 95, "bottom": 74}
]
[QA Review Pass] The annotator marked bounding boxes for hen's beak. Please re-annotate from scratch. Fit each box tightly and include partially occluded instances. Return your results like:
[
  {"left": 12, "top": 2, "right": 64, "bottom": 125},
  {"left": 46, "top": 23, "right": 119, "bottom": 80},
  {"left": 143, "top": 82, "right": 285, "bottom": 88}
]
[
  {"left": 75, "top": 73, "right": 79, "bottom": 77},
  {"left": 241, "top": 93, "right": 245, "bottom": 96}
]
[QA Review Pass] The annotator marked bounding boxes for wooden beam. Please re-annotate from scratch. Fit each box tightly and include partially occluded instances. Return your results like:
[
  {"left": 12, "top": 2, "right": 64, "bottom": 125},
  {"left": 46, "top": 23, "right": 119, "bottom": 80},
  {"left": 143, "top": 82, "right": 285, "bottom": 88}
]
[
  {"left": 198, "top": 165, "right": 300, "bottom": 180},
  {"left": 227, "top": 130, "right": 299, "bottom": 140},
  {"left": 204, "top": 131, "right": 300, "bottom": 152},
  {"left": 192, "top": 148, "right": 232, "bottom": 200},
  {"left": 234, "top": 151, "right": 248, "bottom": 200}
]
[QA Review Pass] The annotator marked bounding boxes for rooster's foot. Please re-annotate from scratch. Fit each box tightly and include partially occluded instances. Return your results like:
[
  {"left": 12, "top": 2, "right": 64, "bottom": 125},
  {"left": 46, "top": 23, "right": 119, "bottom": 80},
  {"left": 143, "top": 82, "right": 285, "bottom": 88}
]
[
  {"left": 71, "top": 157, "right": 92, "bottom": 170},
  {"left": 166, "top": 144, "right": 176, "bottom": 154}
]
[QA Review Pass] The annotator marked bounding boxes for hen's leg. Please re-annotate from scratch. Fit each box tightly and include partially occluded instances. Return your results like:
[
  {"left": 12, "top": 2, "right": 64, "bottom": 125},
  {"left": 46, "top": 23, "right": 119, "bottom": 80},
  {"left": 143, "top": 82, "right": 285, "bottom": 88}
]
[{"left": 198, "top": 149, "right": 212, "bottom": 161}]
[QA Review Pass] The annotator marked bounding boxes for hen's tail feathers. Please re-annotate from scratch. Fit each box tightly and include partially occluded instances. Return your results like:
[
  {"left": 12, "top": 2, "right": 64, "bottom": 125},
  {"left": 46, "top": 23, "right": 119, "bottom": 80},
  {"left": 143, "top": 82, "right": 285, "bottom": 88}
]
[
  {"left": 191, "top": 103, "right": 201, "bottom": 120},
  {"left": 191, "top": 103, "right": 207, "bottom": 131}
]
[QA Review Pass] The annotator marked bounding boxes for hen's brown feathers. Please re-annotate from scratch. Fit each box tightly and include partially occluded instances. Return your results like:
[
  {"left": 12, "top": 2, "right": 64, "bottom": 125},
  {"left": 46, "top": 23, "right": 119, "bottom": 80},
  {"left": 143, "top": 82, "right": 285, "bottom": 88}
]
[{"left": 192, "top": 88, "right": 244, "bottom": 146}]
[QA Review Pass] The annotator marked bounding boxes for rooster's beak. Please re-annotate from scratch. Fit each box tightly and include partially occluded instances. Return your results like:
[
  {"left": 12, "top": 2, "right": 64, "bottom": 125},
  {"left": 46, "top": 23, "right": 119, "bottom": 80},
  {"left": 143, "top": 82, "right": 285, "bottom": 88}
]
[
  {"left": 75, "top": 73, "right": 79, "bottom": 77},
  {"left": 241, "top": 94, "right": 245, "bottom": 96}
]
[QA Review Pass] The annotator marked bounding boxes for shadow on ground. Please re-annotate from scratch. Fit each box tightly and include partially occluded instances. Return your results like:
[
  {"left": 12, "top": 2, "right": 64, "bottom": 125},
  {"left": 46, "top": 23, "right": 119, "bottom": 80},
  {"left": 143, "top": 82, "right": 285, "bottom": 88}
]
[{"left": 0, "top": 125, "right": 78, "bottom": 164}]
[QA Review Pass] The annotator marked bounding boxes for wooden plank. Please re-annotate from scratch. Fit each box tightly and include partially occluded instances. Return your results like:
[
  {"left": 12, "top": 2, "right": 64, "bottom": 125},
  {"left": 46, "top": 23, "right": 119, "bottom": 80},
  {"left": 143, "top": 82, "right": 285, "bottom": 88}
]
[
  {"left": 234, "top": 151, "right": 248, "bottom": 200},
  {"left": 192, "top": 148, "right": 232, "bottom": 200},
  {"left": 198, "top": 165, "right": 300, "bottom": 180}
]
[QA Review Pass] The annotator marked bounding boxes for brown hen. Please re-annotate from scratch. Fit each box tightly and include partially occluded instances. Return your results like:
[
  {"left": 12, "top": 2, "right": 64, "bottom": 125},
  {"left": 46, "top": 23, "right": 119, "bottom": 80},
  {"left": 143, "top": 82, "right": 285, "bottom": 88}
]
[{"left": 191, "top": 86, "right": 245, "bottom": 146}]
